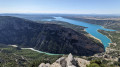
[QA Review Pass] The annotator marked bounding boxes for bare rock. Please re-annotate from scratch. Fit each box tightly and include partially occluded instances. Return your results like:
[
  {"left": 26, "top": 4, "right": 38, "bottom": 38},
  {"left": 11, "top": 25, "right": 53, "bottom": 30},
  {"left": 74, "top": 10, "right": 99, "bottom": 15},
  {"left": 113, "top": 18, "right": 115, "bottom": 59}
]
[
  {"left": 38, "top": 63, "right": 50, "bottom": 67},
  {"left": 66, "top": 53, "right": 78, "bottom": 67},
  {"left": 50, "top": 63, "right": 62, "bottom": 67},
  {"left": 39, "top": 53, "right": 90, "bottom": 67},
  {"left": 75, "top": 58, "right": 90, "bottom": 67}
]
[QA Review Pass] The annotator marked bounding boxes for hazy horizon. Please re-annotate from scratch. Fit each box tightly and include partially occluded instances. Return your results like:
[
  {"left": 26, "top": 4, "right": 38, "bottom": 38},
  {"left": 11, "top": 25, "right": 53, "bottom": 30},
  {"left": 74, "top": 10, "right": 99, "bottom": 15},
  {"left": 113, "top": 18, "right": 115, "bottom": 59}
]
[{"left": 0, "top": 0, "right": 120, "bottom": 14}]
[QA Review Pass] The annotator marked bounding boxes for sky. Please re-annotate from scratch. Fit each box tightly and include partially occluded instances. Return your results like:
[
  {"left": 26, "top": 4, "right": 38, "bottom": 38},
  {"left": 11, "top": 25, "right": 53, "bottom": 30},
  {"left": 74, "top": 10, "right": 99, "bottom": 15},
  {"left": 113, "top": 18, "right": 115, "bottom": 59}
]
[{"left": 0, "top": 0, "right": 120, "bottom": 14}]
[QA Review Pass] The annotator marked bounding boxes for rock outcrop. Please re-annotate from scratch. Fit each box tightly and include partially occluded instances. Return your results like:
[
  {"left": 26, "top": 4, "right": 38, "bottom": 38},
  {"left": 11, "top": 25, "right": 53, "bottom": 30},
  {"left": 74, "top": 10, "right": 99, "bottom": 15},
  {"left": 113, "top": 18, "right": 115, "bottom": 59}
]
[
  {"left": 38, "top": 63, "right": 51, "bottom": 67},
  {"left": 38, "top": 53, "right": 90, "bottom": 67}
]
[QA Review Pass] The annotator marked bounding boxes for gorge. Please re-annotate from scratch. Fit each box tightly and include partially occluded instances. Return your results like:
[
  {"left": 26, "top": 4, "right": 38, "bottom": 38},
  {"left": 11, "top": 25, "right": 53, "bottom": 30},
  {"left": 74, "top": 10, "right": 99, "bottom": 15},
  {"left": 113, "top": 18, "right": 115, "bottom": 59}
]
[
  {"left": 0, "top": 16, "right": 104, "bottom": 56},
  {"left": 43, "top": 17, "right": 115, "bottom": 48}
]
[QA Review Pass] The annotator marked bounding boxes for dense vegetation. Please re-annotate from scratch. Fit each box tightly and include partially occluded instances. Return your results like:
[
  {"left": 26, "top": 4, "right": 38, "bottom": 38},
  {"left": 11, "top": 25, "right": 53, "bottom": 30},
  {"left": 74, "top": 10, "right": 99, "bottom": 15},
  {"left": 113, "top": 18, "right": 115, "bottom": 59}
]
[
  {"left": 0, "top": 16, "right": 104, "bottom": 56},
  {"left": 37, "top": 21, "right": 102, "bottom": 44},
  {"left": 87, "top": 60, "right": 120, "bottom": 67},
  {"left": 37, "top": 21, "right": 87, "bottom": 34},
  {"left": 0, "top": 44, "right": 61, "bottom": 67}
]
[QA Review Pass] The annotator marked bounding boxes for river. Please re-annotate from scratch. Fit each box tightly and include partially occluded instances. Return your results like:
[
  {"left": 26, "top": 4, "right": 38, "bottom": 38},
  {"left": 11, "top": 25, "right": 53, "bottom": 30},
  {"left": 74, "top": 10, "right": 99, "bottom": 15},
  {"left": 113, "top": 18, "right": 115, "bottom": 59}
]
[
  {"left": 43, "top": 17, "right": 115, "bottom": 48},
  {"left": 23, "top": 17, "right": 115, "bottom": 55}
]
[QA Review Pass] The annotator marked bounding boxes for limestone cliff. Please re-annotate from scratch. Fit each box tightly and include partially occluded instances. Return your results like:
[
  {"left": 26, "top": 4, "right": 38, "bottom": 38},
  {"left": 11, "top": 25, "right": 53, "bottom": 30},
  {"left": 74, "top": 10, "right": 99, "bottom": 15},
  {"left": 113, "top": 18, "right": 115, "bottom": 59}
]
[{"left": 38, "top": 53, "right": 90, "bottom": 67}]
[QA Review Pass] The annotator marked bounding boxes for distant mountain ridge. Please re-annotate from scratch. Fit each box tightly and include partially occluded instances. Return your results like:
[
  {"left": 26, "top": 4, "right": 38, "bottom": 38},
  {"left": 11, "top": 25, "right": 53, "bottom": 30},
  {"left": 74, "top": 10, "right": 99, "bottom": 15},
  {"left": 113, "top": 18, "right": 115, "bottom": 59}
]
[{"left": 0, "top": 16, "right": 104, "bottom": 56}]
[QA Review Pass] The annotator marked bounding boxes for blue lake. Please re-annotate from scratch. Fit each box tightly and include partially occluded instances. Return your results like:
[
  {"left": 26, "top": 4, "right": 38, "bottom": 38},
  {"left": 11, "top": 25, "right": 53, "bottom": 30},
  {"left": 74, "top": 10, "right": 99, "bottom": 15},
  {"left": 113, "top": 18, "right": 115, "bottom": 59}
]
[{"left": 43, "top": 17, "right": 115, "bottom": 48}]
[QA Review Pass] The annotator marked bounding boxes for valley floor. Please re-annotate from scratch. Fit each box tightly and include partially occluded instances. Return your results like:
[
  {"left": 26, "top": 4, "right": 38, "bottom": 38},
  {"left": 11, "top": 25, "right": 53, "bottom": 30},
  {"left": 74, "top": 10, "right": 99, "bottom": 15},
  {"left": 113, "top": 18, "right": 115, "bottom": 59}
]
[{"left": 0, "top": 45, "right": 62, "bottom": 67}]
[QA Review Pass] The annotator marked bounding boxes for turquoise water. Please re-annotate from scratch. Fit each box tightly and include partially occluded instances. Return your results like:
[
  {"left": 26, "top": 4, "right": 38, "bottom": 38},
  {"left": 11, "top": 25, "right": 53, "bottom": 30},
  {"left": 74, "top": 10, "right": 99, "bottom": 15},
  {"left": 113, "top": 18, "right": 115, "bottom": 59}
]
[
  {"left": 29, "top": 17, "right": 115, "bottom": 55},
  {"left": 44, "top": 17, "right": 115, "bottom": 48},
  {"left": 22, "top": 48, "right": 63, "bottom": 55}
]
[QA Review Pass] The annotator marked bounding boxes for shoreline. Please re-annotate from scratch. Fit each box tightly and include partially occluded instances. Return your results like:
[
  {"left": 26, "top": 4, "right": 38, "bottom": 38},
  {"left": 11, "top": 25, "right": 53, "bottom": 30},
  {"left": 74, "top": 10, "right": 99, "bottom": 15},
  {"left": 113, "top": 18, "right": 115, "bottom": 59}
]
[
  {"left": 9, "top": 45, "right": 63, "bottom": 55},
  {"left": 84, "top": 29, "right": 102, "bottom": 43},
  {"left": 97, "top": 30, "right": 117, "bottom": 51},
  {"left": 87, "top": 34, "right": 102, "bottom": 43},
  {"left": 21, "top": 48, "right": 63, "bottom": 55},
  {"left": 97, "top": 30, "right": 113, "bottom": 44}
]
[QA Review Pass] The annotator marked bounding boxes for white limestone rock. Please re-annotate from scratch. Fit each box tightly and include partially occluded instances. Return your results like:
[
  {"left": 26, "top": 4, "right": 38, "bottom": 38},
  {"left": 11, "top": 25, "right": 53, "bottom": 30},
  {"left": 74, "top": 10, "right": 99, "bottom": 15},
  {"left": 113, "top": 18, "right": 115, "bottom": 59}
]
[{"left": 38, "top": 53, "right": 90, "bottom": 67}]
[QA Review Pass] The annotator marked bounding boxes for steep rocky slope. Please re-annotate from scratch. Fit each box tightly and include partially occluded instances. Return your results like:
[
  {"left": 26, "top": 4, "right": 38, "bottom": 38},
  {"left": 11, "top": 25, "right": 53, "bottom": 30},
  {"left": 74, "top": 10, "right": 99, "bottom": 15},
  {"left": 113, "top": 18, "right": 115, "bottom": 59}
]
[
  {"left": 39, "top": 53, "right": 90, "bottom": 67},
  {"left": 0, "top": 16, "right": 104, "bottom": 56}
]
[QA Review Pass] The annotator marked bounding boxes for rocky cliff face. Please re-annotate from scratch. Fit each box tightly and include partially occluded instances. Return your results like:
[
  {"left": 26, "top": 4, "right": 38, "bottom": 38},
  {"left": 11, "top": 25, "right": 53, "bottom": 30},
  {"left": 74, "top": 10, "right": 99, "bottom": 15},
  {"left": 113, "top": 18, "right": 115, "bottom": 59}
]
[
  {"left": 39, "top": 53, "right": 90, "bottom": 67},
  {"left": 0, "top": 16, "right": 104, "bottom": 56}
]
